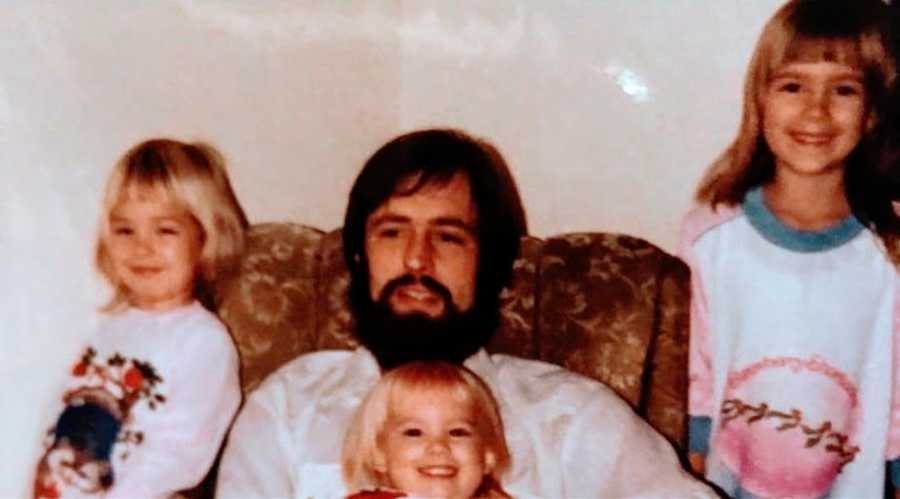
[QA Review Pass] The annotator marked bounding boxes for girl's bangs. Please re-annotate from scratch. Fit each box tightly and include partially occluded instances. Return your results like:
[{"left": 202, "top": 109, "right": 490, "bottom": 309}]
[
  {"left": 390, "top": 372, "right": 475, "bottom": 410},
  {"left": 117, "top": 172, "right": 174, "bottom": 203},
  {"left": 123, "top": 148, "right": 175, "bottom": 189},
  {"left": 773, "top": 34, "right": 863, "bottom": 70},
  {"left": 116, "top": 147, "right": 188, "bottom": 204}
]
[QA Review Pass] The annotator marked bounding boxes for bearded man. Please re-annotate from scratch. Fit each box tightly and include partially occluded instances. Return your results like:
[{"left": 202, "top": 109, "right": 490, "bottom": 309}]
[{"left": 217, "top": 129, "right": 712, "bottom": 498}]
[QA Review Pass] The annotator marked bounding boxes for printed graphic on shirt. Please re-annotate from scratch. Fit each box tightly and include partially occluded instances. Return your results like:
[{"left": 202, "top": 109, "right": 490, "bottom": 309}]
[
  {"left": 34, "top": 347, "right": 166, "bottom": 498},
  {"left": 713, "top": 356, "right": 860, "bottom": 498}
]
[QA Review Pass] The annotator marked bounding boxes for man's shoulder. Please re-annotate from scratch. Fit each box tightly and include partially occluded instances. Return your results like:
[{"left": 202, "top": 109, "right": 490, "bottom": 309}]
[
  {"left": 485, "top": 353, "right": 626, "bottom": 404},
  {"left": 484, "top": 354, "right": 715, "bottom": 498},
  {"left": 484, "top": 353, "right": 655, "bottom": 448},
  {"left": 488, "top": 353, "right": 600, "bottom": 384},
  {"left": 247, "top": 349, "right": 376, "bottom": 406}
]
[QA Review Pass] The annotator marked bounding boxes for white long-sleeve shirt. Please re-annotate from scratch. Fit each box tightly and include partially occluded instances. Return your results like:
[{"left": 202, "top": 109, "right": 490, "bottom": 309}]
[
  {"left": 36, "top": 301, "right": 241, "bottom": 499},
  {"left": 680, "top": 190, "right": 900, "bottom": 498},
  {"left": 217, "top": 347, "right": 713, "bottom": 499}
]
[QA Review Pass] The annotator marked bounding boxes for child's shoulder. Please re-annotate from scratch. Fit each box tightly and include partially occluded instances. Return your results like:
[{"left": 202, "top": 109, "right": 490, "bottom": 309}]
[
  {"left": 123, "top": 301, "right": 224, "bottom": 330},
  {"left": 175, "top": 301, "right": 228, "bottom": 333},
  {"left": 680, "top": 202, "right": 743, "bottom": 250},
  {"left": 167, "top": 303, "right": 236, "bottom": 355},
  {"left": 101, "top": 302, "right": 232, "bottom": 350}
]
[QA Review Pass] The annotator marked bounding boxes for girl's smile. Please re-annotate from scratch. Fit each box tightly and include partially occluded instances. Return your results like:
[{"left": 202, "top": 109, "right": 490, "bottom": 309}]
[
  {"left": 762, "top": 61, "right": 869, "bottom": 179},
  {"left": 377, "top": 387, "right": 494, "bottom": 499},
  {"left": 104, "top": 186, "right": 204, "bottom": 311},
  {"left": 789, "top": 131, "right": 833, "bottom": 145}
]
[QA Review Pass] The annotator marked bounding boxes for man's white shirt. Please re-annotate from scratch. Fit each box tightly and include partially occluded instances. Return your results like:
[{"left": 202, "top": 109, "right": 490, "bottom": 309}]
[{"left": 217, "top": 347, "right": 713, "bottom": 499}]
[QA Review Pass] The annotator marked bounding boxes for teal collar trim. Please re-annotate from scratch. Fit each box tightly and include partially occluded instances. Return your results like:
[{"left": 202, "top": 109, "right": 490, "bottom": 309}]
[{"left": 742, "top": 187, "right": 864, "bottom": 253}]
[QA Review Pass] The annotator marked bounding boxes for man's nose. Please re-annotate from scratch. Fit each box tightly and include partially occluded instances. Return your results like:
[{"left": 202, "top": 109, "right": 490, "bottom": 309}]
[{"left": 403, "top": 232, "right": 433, "bottom": 274}]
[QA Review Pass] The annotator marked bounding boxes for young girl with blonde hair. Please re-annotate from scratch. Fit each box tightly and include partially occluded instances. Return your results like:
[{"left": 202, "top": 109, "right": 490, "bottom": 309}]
[
  {"left": 680, "top": 0, "right": 900, "bottom": 497},
  {"left": 33, "top": 138, "right": 247, "bottom": 498},
  {"left": 342, "top": 362, "right": 511, "bottom": 499}
]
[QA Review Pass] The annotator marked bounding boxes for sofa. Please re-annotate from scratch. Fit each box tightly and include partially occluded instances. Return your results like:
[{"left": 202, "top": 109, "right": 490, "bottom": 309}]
[{"left": 213, "top": 222, "right": 691, "bottom": 450}]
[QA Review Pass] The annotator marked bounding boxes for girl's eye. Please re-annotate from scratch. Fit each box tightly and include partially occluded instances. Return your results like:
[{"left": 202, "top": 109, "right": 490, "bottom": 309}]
[
  {"left": 158, "top": 226, "right": 180, "bottom": 236},
  {"left": 401, "top": 428, "right": 422, "bottom": 437},
  {"left": 448, "top": 427, "right": 472, "bottom": 438},
  {"left": 112, "top": 226, "right": 134, "bottom": 236},
  {"left": 778, "top": 81, "right": 802, "bottom": 93}
]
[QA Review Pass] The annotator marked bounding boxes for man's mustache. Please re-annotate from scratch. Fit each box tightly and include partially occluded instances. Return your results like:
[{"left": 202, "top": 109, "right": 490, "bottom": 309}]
[{"left": 378, "top": 274, "right": 454, "bottom": 308}]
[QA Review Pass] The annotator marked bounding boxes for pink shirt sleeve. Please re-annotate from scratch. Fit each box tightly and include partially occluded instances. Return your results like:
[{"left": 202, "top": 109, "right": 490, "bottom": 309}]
[
  {"left": 679, "top": 204, "right": 740, "bottom": 420},
  {"left": 886, "top": 276, "right": 900, "bottom": 461}
]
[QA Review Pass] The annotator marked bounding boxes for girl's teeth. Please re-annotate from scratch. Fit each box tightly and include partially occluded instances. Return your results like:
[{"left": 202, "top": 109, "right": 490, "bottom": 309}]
[{"left": 419, "top": 466, "right": 456, "bottom": 477}]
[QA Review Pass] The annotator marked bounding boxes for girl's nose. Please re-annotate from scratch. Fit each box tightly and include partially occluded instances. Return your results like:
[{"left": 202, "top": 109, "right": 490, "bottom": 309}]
[
  {"left": 133, "top": 233, "right": 155, "bottom": 255},
  {"left": 426, "top": 436, "right": 451, "bottom": 455},
  {"left": 804, "top": 90, "right": 830, "bottom": 118}
]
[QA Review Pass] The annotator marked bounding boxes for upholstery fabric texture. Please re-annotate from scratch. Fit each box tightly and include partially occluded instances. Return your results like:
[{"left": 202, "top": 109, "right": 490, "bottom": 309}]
[{"left": 214, "top": 222, "right": 690, "bottom": 449}]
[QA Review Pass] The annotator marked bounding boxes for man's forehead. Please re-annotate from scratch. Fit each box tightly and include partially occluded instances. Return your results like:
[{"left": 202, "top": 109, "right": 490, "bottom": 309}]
[
  {"left": 393, "top": 170, "right": 467, "bottom": 195},
  {"left": 367, "top": 171, "right": 477, "bottom": 227}
]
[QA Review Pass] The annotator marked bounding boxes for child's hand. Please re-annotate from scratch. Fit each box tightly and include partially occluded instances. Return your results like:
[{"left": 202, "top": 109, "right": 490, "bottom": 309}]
[
  {"left": 688, "top": 451, "right": 706, "bottom": 476},
  {"left": 37, "top": 400, "right": 121, "bottom": 497},
  {"left": 33, "top": 442, "right": 114, "bottom": 498},
  {"left": 33, "top": 454, "right": 59, "bottom": 499}
]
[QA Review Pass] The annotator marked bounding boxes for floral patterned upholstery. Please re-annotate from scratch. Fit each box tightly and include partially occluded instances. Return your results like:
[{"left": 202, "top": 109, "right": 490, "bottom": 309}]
[{"left": 214, "top": 223, "right": 690, "bottom": 449}]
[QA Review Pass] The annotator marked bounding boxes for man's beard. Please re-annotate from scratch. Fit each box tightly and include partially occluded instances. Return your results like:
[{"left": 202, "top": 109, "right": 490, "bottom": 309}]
[{"left": 351, "top": 273, "right": 497, "bottom": 370}]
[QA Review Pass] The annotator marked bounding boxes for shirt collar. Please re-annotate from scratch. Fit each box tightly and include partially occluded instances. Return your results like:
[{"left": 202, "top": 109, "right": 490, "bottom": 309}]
[
  {"left": 464, "top": 348, "right": 493, "bottom": 372},
  {"left": 743, "top": 186, "right": 864, "bottom": 252},
  {"left": 355, "top": 347, "right": 494, "bottom": 376}
]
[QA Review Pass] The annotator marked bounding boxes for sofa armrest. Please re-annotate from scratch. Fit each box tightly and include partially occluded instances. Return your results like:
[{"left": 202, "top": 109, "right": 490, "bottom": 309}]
[
  {"left": 641, "top": 253, "right": 690, "bottom": 449},
  {"left": 534, "top": 233, "right": 688, "bottom": 448}
]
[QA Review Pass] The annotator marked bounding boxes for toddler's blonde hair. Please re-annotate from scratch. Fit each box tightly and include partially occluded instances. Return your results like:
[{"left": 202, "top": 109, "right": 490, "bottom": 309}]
[{"left": 342, "top": 361, "right": 511, "bottom": 498}]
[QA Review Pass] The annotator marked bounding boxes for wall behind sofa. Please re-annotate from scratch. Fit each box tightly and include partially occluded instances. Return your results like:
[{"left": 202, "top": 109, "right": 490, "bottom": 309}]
[{"left": 1, "top": 1, "right": 783, "bottom": 494}]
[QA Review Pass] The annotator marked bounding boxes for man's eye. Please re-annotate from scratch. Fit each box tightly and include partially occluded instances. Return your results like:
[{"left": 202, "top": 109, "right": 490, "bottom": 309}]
[
  {"left": 401, "top": 428, "right": 422, "bottom": 437},
  {"left": 376, "top": 228, "right": 401, "bottom": 239},
  {"left": 435, "top": 232, "right": 465, "bottom": 245},
  {"left": 448, "top": 427, "right": 472, "bottom": 438},
  {"left": 834, "top": 84, "right": 862, "bottom": 97}
]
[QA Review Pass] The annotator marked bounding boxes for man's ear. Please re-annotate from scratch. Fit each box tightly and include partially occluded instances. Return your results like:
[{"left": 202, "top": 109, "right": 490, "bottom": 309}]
[{"left": 867, "top": 109, "right": 878, "bottom": 133}]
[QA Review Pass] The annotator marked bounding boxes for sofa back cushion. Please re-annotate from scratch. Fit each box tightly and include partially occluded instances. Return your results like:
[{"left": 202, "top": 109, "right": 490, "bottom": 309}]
[{"left": 215, "top": 223, "right": 689, "bottom": 447}]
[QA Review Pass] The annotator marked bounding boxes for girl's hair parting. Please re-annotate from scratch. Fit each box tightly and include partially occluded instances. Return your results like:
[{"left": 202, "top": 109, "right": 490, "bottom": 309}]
[
  {"left": 696, "top": 0, "right": 899, "bottom": 255},
  {"left": 95, "top": 138, "right": 248, "bottom": 311},
  {"left": 342, "top": 361, "right": 511, "bottom": 498}
]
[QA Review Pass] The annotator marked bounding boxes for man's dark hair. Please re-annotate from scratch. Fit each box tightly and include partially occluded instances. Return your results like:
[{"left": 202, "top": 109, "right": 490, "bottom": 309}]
[{"left": 342, "top": 128, "right": 527, "bottom": 357}]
